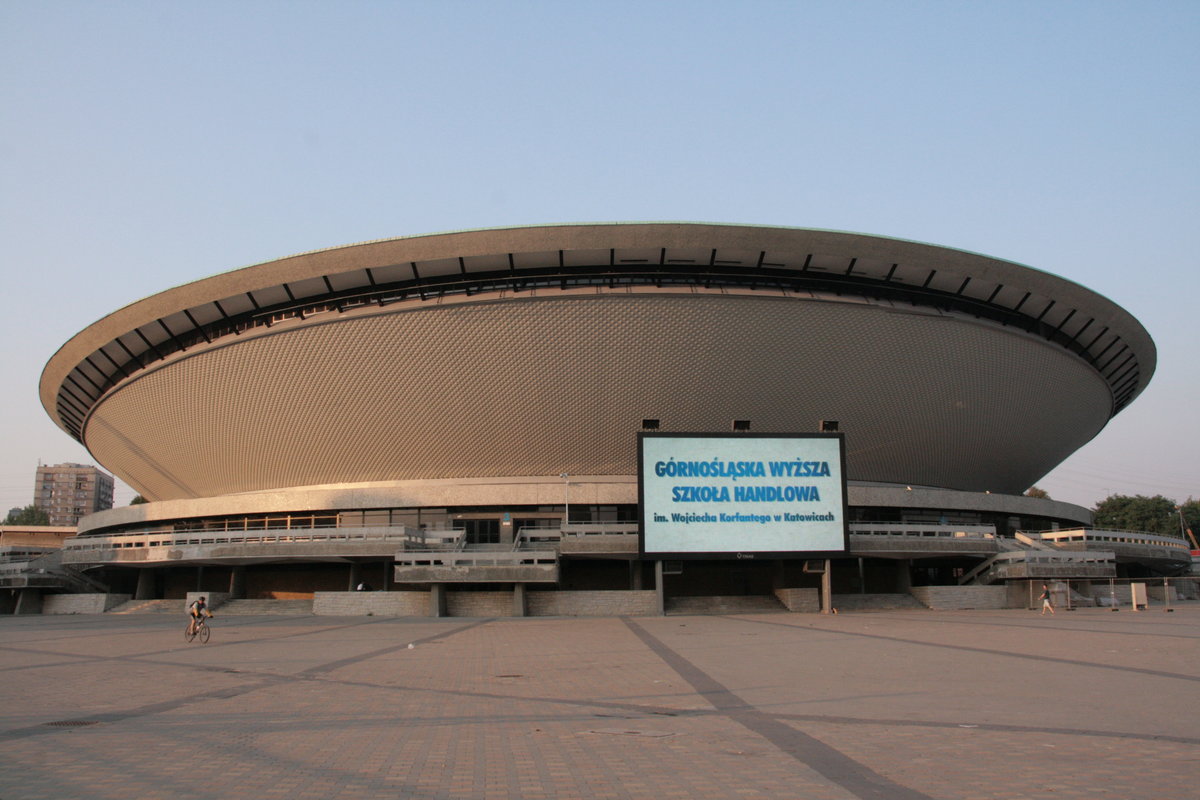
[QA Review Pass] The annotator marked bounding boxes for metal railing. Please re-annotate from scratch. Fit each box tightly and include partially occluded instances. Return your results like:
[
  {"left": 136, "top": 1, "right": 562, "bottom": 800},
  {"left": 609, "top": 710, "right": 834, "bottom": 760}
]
[
  {"left": 63, "top": 525, "right": 418, "bottom": 553},
  {"left": 849, "top": 523, "right": 996, "bottom": 539},
  {"left": 1019, "top": 576, "right": 1200, "bottom": 611},
  {"left": 1027, "top": 528, "right": 1192, "bottom": 553},
  {"left": 958, "top": 548, "right": 1118, "bottom": 586},
  {"left": 394, "top": 551, "right": 558, "bottom": 568}
]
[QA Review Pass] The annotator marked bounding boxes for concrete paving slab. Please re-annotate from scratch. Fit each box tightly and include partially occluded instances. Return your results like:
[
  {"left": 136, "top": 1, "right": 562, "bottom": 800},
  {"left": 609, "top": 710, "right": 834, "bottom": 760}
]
[{"left": 1, "top": 607, "right": 1197, "bottom": 799}]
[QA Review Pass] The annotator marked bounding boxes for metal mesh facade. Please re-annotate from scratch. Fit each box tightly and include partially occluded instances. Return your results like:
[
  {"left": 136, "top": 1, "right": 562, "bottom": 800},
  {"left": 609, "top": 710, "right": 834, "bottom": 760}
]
[{"left": 81, "top": 290, "right": 1110, "bottom": 501}]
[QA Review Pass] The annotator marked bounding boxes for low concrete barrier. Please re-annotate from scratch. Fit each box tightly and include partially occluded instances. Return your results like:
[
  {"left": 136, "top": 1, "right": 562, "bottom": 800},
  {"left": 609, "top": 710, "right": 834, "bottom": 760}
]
[
  {"left": 527, "top": 590, "right": 656, "bottom": 617},
  {"left": 42, "top": 593, "right": 131, "bottom": 614},
  {"left": 314, "top": 591, "right": 429, "bottom": 616},
  {"left": 774, "top": 587, "right": 819, "bottom": 612},
  {"left": 312, "top": 589, "right": 657, "bottom": 617},
  {"left": 447, "top": 591, "right": 514, "bottom": 617}
]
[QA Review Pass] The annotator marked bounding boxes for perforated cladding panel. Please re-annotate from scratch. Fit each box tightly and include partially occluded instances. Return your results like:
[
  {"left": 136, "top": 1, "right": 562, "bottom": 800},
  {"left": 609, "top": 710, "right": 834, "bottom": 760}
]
[
  {"left": 326, "top": 269, "right": 372, "bottom": 292},
  {"left": 287, "top": 276, "right": 330, "bottom": 300},
  {"left": 562, "top": 248, "right": 610, "bottom": 267},
  {"left": 663, "top": 248, "right": 708, "bottom": 264},
  {"left": 614, "top": 247, "right": 659, "bottom": 263},
  {"left": 416, "top": 257, "right": 462, "bottom": 277},
  {"left": 511, "top": 250, "right": 560, "bottom": 269},
  {"left": 160, "top": 311, "right": 197, "bottom": 337},
  {"left": 84, "top": 294, "right": 1112, "bottom": 501},
  {"left": 712, "top": 249, "right": 759, "bottom": 266},
  {"left": 462, "top": 253, "right": 510, "bottom": 272},
  {"left": 805, "top": 253, "right": 847, "bottom": 272},
  {"left": 187, "top": 303, "right": 226, "bottom": 327},
  {"left": 369, "top": 263, "right": 414, "bottom": 283},
  {"left": 214, "top": 293, "right": 256, "bottom": 316}
]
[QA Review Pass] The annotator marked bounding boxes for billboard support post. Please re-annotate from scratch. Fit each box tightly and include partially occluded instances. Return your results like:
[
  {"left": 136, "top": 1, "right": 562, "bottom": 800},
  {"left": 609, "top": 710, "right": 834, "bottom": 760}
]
[
  {"left": 822, "top": 559, "right": 832, "bottom": 614},
  {"left": 654, "top": 560, "right": 665, "bottom": 616}
]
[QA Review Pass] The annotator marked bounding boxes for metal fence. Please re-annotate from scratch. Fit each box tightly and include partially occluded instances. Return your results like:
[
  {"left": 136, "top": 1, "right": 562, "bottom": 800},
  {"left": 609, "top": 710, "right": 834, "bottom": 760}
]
[{"left": 1017, "top": 576, "right": 1200, "bottom": 612}]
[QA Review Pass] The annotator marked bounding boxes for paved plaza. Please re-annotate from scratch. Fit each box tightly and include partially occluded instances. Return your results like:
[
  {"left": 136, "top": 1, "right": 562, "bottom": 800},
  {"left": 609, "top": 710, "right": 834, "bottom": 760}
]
[{"left": 1, "top": 607, "right": 1197, "bottom": 800}]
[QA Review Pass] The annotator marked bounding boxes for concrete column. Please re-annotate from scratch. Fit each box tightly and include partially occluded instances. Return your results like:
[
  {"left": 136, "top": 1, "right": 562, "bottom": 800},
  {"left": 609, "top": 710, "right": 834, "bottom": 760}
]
[
  {"left": 896, "top": 559, "right": 912, "bottom": 591},
  {"left": 630, "top": 560, "right": 643, "bottom": 590},
  {"left": 655, "top": 560, "right": 665, "bottom": 616},
  {"left": 348, "top": 563, "right": 362, "bottom": 591},
  {"left": 858, "top": 558, "right": 866, "bottom": 593},
  {"left": 512, "top": 583, "right": 527, "bottom": 617},
  {"left": 135, "top": 569, "right": 156, "bottom": 600},
  {"left": 429, "top": 584, "right": 447, "bottom": 617},
  {"left": 194, "top": 566, "right": 204, "bottom": 592},
  {"left": 228, "top": 566, "right": 246, "bottom": 600}
]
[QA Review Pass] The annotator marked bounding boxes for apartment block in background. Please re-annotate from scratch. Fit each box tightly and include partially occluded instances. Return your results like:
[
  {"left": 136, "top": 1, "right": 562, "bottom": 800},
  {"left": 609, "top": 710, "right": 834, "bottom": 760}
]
[{"left": 33, "top": 463, "right": 114, "bottom": 526}]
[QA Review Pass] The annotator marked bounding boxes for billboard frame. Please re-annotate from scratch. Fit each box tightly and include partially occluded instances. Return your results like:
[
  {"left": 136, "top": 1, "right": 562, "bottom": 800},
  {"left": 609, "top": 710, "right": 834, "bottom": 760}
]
[{"left": 637, "top": 431, "right": 849, "bottom": 560}]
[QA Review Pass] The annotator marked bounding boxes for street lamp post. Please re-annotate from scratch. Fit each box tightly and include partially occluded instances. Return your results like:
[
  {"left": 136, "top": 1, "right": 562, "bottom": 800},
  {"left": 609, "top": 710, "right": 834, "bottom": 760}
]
[{"left": 559, "top": 472, "right": 570, "bottom": 528}]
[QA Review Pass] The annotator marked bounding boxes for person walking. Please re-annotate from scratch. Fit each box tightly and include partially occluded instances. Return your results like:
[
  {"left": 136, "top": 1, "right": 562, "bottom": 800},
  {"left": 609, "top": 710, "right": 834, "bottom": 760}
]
[{"left": 1039, "top": 584, "right": 1055, "bottom": 615}]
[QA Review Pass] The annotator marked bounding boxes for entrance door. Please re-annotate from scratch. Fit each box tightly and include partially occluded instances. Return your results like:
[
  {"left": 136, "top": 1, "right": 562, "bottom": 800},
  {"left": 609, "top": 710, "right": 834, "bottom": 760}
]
[{"left": 463, "top": 518, "right": 500, "bottom": 545}]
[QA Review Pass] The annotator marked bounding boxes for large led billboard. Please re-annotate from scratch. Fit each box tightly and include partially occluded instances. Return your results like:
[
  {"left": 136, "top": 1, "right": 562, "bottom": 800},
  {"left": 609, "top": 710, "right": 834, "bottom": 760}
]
[{"left": 639, "top": 432, "right": 848, "bottom": 558}]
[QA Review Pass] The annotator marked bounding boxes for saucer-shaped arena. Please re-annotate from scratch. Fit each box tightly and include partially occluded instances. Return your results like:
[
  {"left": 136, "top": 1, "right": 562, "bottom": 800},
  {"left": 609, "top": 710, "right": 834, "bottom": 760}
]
[{"left": 41, "top": 223, "right": 1158, "bottom": 601}]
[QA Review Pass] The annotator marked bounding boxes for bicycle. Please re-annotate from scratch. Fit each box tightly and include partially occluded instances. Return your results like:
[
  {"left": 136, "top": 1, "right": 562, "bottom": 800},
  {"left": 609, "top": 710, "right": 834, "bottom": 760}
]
[{"left": 184, "top": 616, "right": 212, "bottom": 643}]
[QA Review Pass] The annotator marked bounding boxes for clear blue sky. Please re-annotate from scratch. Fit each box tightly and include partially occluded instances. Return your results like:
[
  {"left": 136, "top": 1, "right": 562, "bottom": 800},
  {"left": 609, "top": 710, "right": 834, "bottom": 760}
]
[{"left": 2, "top": 1, "right": 1196, "bottom": 514}]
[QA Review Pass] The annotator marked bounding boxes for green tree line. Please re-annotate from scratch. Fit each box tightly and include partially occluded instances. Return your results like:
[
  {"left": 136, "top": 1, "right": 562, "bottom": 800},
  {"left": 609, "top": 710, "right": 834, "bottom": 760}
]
[{"left": 1092, "top": 494, "right": 1198, "bottom": 540}]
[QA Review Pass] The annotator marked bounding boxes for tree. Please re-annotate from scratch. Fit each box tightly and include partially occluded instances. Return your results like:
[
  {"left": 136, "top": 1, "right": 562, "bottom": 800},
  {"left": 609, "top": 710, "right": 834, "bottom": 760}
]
[
  {"left": 1025, "top": 486, "right": 1050, "bottom": 499},
  {"left": 1176, "top": 498, "right": 1200, "bottom": 547},
  {"left": 3, "top": 505, "right": 50, "bottom": 525},
  {"left": 1092, "top": 494, "right": 1179, "bottom": 536},
  {"left": 130, "top": 495, "right": 148, "bottom": 505}
]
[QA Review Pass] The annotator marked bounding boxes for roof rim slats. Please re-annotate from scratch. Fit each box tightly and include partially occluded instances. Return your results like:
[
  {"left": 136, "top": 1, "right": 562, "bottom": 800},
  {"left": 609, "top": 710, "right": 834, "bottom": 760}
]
[
  {"left": 1068, "top": 317, "right": 1094, "bottom": 344},
  {"left": 43, "top": 225, "right": 1154, "bottom": 441},
  {"left": 57, "top": 383, "right": 91, "bottom": 415},
  {"left": 61, "top": 266, "right": 1135, "bottom": 418},
  {"left": 1098, "top": 343, "right": 1130, "bottom": 373},
  {"left": 95, "top": 346, "right": 132, "bottom": 381},
  {"left": 73, "top": 361, "right": 109, "bottom": 395},
  {"left": 182, "top": 309, "right": 211, "bottom": 345},
  {"left": 155, "top": 318, "right": 188, "bottom": 356},
  {"left": 64, "top": 373, "right": 100, "bottom": 406}
]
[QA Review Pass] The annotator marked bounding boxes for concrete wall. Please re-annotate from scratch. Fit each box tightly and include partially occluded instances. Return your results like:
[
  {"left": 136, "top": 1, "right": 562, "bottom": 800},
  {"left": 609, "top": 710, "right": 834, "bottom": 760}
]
[
  {"left": 447, "top": 591, "right": 514, "bottom": 617},
  {"left": 42, "top": 593, "right": 131, "bottom": 615},
  {"left": 774, "top": 587, "right": 820, "bottom": 612},
  {"left": 313, "top": 591, "right": 428, "bottom": 616},
  {"left": 527, "top": 590, "right": 657, "bottom": 617},
  {"left": 311, "top": 589, "right": 657, "bottom": 617},
  {"left": 910, "top": 585, "right": 1010, "bottom": 610}
]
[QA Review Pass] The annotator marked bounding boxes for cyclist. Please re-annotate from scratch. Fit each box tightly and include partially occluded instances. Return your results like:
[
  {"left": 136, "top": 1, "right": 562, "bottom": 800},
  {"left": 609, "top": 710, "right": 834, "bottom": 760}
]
[{"left": 187, "top": 596, "right": 213, "bottom": 635}]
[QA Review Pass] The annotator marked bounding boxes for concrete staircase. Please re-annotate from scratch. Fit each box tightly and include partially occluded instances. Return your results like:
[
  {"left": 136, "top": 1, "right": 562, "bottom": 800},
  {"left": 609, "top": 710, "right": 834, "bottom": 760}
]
[
  {"left": 215, "top": 599, "right": 314, "bottom": 615},
  {"left": 0, "top": 549, "right": 109, "bottom": 593},
  {"left": 830, "top": 593, "right": 925, "bottom": 611},
  {"left": 666, "top": 595, "right": 786, "bottom": 615},
  {"left": 110, "top": 598, "right": 185, "bottom": 614}
]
